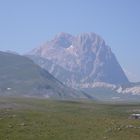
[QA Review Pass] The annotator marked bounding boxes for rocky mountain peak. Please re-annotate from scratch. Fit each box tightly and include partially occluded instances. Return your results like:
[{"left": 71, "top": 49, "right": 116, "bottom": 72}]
[
  {"left": 54, "top": 32, "right": 73, "bottom": 40},
  {"left": 72, "top": 33, "right": 106, "bottom": 56},
  {"left": 29, "top": 32, "right": 129, "bottom": 86},
  {"left": 52, "top": 32, "right": 73, "bottom": 48},
  {"left": 76, "top": 32, "right": 104, "bottom": 46}
]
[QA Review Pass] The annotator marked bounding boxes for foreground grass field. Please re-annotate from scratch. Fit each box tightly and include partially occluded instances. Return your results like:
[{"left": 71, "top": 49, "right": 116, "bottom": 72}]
[{"left": 0, "top": 97, "right": 140, "bottom": 140}]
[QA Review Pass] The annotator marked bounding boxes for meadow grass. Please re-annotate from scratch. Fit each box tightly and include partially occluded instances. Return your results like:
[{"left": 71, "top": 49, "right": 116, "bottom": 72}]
[{"left": 0, "top": 97, "right": 140, "bottom": 140}]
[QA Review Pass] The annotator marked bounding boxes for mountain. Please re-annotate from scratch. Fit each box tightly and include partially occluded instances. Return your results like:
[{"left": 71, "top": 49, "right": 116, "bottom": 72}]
[
  {"left": 0, "top": 51, "right": 89, "bottom": 99},
  {"left": 28, "top": 32, "right": 129, "bottom": 88}
]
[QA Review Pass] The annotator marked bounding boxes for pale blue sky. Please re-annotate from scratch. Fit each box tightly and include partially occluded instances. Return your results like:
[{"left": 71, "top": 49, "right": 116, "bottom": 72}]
[{"left": 0, "top": 0, "right": 140, "bottom": 82}]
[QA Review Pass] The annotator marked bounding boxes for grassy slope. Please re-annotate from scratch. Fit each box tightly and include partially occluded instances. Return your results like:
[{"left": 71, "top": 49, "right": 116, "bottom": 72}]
[
  {"left": 0, "top": 51, "right": 86, "bottom": 98},
  {"left": 0, "top": 51, "right": 59, "bottom": 95},
  {"left": 0, "top": 97, "right": 140, "bottom": 140}
]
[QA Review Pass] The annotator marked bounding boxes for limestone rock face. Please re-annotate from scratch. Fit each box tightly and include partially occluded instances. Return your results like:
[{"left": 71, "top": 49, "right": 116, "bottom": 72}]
[{"left": 29, "top": 32, "right": 129, "bottom": 87}]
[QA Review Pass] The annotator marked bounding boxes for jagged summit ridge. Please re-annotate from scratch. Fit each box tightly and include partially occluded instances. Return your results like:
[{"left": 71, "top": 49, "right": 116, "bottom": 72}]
[{"left": 29, "top": 32, "right": 129, "bottom": 86}]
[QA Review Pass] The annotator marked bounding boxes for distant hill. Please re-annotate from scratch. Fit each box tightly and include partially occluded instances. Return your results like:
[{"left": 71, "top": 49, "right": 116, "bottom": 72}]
[
  {"left": 0, "top": 51, "right": 89, "bottom": 99},
  {"left": 28, "top": 32, "right": 129, "bottom": 88}
]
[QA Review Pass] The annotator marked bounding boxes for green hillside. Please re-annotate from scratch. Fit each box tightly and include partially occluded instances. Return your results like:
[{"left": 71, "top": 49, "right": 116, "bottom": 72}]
[{"left": 0, "top": 51, "right": 86, "bottom": 98}]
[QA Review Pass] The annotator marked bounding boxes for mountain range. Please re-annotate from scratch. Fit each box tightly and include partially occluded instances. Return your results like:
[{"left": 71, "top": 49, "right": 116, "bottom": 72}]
[
  {"left": 28, "top": 32, "right": 140, "bottom": 99},
  {"left": 0, "top": 32, "right": 140, "bottom": 101}
]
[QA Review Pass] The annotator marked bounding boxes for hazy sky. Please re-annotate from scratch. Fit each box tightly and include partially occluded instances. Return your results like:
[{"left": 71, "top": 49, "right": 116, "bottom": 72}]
[{"left": 0, "top": 0, "right": 140, "bottom": 82}]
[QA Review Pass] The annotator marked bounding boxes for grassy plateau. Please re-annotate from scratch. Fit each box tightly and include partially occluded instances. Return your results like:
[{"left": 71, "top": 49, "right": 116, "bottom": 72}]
[{"left": 0, "top": 97, "right": 140, "bottom": 140}]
